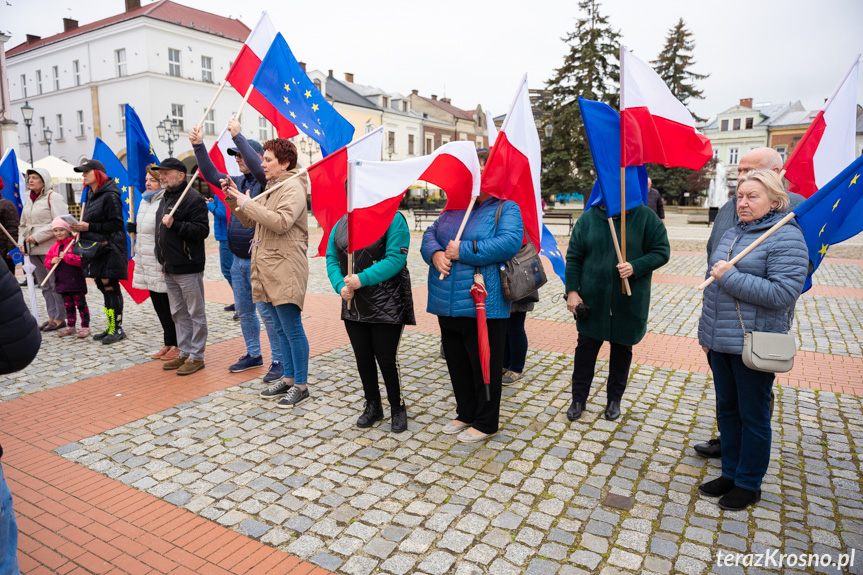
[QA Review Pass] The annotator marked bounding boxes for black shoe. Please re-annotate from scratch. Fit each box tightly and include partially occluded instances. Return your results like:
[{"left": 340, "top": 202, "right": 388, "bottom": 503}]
[
  {"left": 101, "top": 328, "right": 127, "bottom": 345},
  {"left": 604, "top": 400, "right": 621, "bottom": 421},
  {"left": 391, "top": 402, "right": 407, "bottom": 434},
  {"left": 259, "top": 380, "right": 292, "bottom": 399},
  {"left": 263, "top": 361, "right": 283, "bottom": 383},
  {"left": 567, "top": 401, "right": 584, "bottom": 421},
  {"left": 718, "top": 486, "right": 761, "bottom": 511},
  {"left": 224, "top": 303, "right": 235, "bottom": 312},
  {"left": 93, "top": 330, "right": 110, "bottom": 341},
  {"left": 19, "top": 278, "right": 28, "bottom": 287},
  {"left": 694, "top": 437, "right": 722, "bottom": 458},
  {"left": 357, "top": 400, "right": 384, "bottom": 428},
  {"left": 698, "top": 476, "right": 735, "bottom": 497},
  {"left": 276, "top": 386, "right": 309, "bottom": 408}
]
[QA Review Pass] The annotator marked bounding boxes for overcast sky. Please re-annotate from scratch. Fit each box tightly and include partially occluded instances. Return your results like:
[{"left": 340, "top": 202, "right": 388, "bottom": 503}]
[{"left": 3, "top": 0, "right": 862, "bottom": 122}]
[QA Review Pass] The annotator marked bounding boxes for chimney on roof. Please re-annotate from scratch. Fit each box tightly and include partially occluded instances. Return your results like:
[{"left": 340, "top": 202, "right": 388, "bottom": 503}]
[
  {"left": 125, "top": 0, "right": 141, "bottom": 11},
  {"left": 328, "top": 69, "right": 333, "bottom": 78},
  {"left": 441, "top": 97, "right": 451, "bottom": 104},
  {"left": 298, "top": 61, "right": 306, "bottom": 71},
  {"left": 63, "top": 18, "right": 79, "bottom": 32},
  {"left": 431, "top": 94, "right": 437, "bottom": 100},
  {"left": 740, "top": 98, "right": 753, "bottom": 108},
  {"left": 26, "top": 34, "right": 41, "bottom": 44},
  {"left": 344, "top": 72, "right": 354, "bottom": 83},
  {"left": 412, "top": 89, "right": 418, "bottom": 95}
]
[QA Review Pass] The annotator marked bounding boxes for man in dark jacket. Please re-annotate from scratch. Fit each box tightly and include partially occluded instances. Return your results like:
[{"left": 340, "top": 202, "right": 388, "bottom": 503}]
[
  {"left": 646, "top": 178, "right": 665, "bottom": 223},
  {"left": 0, "top": 185, "right": 19, "bottom": 275},
  {"left": 155, "top": 158, "right": 210, "bottom": 376}
]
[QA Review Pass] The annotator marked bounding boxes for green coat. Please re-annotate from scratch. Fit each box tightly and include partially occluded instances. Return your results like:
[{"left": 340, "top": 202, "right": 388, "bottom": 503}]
[{"left": 565, "top": 205, "right": 670, "bottom": 346}]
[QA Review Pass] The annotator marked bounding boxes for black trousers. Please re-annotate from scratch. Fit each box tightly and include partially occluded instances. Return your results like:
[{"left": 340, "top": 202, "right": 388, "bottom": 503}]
[
  {"left": 95, "top": 277, "right": 123, "bottom": 313},
  {"left": 150, "top": 290, "right": 178, "bottom": 347},
  {"left": 344, "top": 320, "right": 404, "bottom": 406},
  {"left": 571, "top": 334, "right": 632, "bottom": 404},
  {"left": 438, "top": 316, "right": 507, "bottom": 435}
]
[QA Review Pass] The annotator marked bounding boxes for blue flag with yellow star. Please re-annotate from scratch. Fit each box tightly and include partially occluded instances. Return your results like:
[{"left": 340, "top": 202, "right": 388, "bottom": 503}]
[
  {"left": 252, "top": 33, "right": 354, "bottom": 156},
  {"left": 539, "top": 223, "right": 566, "bottom": 285},
  {"left": 0, "top": 148, "right": 24, "bottom": 216},
  {"left": 125, "top": 104, "right": 159, "bottom": 193},
  {"left": 93, "top": 138, "right": 140, "bottom": 254},
  {"left": 794, "top": 153, "right": 863, "bottom": 292}
]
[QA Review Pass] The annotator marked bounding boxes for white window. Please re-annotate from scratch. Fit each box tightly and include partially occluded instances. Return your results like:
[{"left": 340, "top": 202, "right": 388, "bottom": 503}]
[
  {"left": 56, "top": 114, "right": 64, "bottom": 140},
  {"left": 77, "top": 110, "right": 85, "bottom": 137},
  {"left": 364, "top": 122, "right": 375, "bottom": 135},
  {"left": 408, "top": 134, "right": 415, "bottom": 155},
  {"left": 39, "top": 116, "right": 46, "bottom": 136},
  {"left": 776, "top": 146, "right": 786, "bottom": 163},
  {"left": 36, "top": 70, "right": 42, "bottom": 94},
  {"left": 20, "top": 74, "right": 26, "bottom": 98},
  {"left": 258, "top": 117, "right": 269, "bottom": 140},
  {"left": 168, "top": 48, "right": 181, "bottom": 77},
  {"left": 201, "top": 56, "right": 213, "bottom": 83},
  {"left": 115, "top": 49, "right": 127, "bottom": 77},
  {"left": 52, "top": 66, "right": 59, "bottom": 90},
  {"left": 118, "top": 105, "right": 126, "bottom": 132},
  {"left": 171, "top": 103, "right": 184, "bottom": 131},
  {"left": 402, "top": 101, "right": 408, "bottom": 112},
  {"left": 204, "top": 110, "right": 215, "bottom": 136},
  {"left": 442, "top": 135, "right": 451, "bottom": 145},
  {"left": 713, "top": 148, "right": 720, "bottom": 160},
  {"left": 425, "top": 136, "right": 433, "bottom": 155},
  {"left": 728, "top": 147, "right": 739, "bottom": 165},
  {"left": 476, "top": 136, "right": 483, "bottom": 149},
  {"left": 382, "top": 96, "right": 390, "bottom": 108},
  {"left": 72, "top": 60, "right": 80, "bottom": 86},
  {"left": 459, "top": 133, "right": 467, "bottom": 141}
]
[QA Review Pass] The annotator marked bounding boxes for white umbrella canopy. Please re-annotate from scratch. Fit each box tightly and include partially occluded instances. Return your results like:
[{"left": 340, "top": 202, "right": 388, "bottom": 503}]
[{"left": 17, "top": 155, "right": 83, "bottom": 185}]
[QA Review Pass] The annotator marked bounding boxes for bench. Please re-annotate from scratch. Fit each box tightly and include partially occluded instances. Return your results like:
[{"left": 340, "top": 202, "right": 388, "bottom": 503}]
[
  {"left": 687, "top": 215, "right": 710, "bottom": 225},
  {"left": 412, "top": 209, "right": 442, "bottom": 231},
  {"left": 543, "top": 211, "right": 574, "bottom": 234}
]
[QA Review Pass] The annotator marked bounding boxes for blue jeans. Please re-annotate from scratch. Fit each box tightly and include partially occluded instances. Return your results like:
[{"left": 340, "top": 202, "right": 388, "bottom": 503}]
[
  {"left": 230, "top": 257, "right": 281, "bottom": 362},
  {"left": 710, "top": 350, "right": 774, "bottom": 491},
  {"left": 259, "top": 302, "right": 309, "bottom": 385},
  {"left": 219, "top": 241, "right": 234, "bottom": 288},
  {"left": 0, "top": 462, "right": 20, "bottom": 575}
]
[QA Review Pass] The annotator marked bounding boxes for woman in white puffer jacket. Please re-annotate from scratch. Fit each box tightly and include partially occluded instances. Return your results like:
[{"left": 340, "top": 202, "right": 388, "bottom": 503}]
[{"left": 128, "top": 166, "right": 178, "bottom": 360}]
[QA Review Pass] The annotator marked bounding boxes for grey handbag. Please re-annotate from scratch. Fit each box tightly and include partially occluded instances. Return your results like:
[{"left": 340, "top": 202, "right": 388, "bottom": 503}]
[{"left": 493, "top": 203, "right": 548, "bottom": 302}]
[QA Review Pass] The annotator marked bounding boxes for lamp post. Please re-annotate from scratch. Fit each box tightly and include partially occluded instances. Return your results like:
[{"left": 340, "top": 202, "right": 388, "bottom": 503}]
[
  {"left": 387, "top": 144, "right": 394, "bottom": 161},
  {"left": 44, "top": 126, "right": 53, "bottom": 156},
  {"left": 21, "top": 101, "right": 34, "bottom": 166},
  {"left": 299, "top": 138, "right": 317, "bottom": 165},
  {"left": 156, "top": 115, "right": 179, "bottom": 158},
  {"left": 544, "top": 123, "right": 553, "bottom": 142}
]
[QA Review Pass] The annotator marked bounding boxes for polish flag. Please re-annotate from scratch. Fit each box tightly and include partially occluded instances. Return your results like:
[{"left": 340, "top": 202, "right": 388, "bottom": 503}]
[
  {"left": 347, "top": 141, "right": 481, "bottom": 252},
  {"left": 784, "top": 55, "right": 860, "bottom": 198},
  {"left": 480, "top": 74, "right": 543, "bottom": 250},
  {"left": 308, "top": 127, "right": 383, "bottom": 257},
  {"left": 620, "top": 47, "right": 712, "bottom": 170},
  {"left": 225, "top": 12, "right": 298, "bottom": 139},
  {"left": 203, "top": 127, "right": 243, "bottom": 222},
  {"left": 485, "top": 109, "right": 498, "bottom": 146}
]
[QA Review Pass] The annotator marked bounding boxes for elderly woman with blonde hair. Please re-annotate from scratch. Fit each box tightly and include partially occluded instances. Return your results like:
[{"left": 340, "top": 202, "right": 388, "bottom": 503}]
[{"left": 697, "top": 169, "right": 808, "bottom": 511}]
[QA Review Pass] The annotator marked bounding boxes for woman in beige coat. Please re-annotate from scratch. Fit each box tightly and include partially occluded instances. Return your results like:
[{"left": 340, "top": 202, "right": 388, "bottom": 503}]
[{"left": 223, "top": 137, "right": 310, "bottom": 409}]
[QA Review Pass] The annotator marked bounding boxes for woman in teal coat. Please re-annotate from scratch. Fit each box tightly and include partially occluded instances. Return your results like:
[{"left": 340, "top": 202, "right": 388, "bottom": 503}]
[{"left": 564, "top": 204, "right": 670, "bottom": 421}]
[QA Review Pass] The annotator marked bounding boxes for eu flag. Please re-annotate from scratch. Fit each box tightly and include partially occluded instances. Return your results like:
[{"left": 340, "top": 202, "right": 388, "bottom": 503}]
[
  {"left": 0, "top": 148, "right": 24, "bottom": 215},
  {"left": 125, "top": 104, "right": 159, "bottom": 192},
  {"left": 539, "top": 223, "right": 566, "bottom": 285},
  {"left": 252, "top": 33, "right": 354, "bottom": 157},
  {"left": 578, "top": 98, "right": 648, "bottom": 217},
  {"left": 794, "top": 153, "right": 863, "bottom": 292}
]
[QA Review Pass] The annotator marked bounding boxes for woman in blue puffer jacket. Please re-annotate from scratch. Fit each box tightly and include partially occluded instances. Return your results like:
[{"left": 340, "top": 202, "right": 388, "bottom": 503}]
[
  {"left": 421, "top": 186, "right": 522, "bottom": 443},
  {"left": 697, "top": 170, "right": 808, "bottom": 512}
]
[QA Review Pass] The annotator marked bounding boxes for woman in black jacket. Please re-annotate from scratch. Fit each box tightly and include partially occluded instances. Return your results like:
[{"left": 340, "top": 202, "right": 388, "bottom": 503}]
[{"left": 71, "top": 159, "right": 129, "bottom": 344}]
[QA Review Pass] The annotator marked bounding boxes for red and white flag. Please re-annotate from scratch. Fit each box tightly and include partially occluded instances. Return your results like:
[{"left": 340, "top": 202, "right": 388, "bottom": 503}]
[
  {"left": 202, "top": 127, "right": 243, "bottom": 221},
  {"left": 309, "top": 127, "right": 383, "bottom": 257},
  {"left": 480, "top": 74, "right": 543, "bottom": 250},
  {"left": 347, "top": 141, "right": 481, "bottom": 252},
  {"left": 784, "top": 55, "right": 860, "bottom": 198},
  {"left": 620, "top": 47, "right": 712, "bottom": 170},
  {"left": 225, "top": 12, "right": 298, "bottom": 139}
]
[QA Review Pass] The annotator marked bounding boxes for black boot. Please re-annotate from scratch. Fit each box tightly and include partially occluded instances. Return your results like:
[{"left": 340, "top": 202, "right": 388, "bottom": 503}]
[
  {"left": 102, "top": 304, "right": 127, "bottom": 345},
  {"left": 357, "top": 400, "right": 384, "bottom": 428},
  {"left": 567, "top": 401, "right": 584, "bottom": 421},
  {"left": 718, "top": 486, "right": 761, "bottom": 511},
  {"left": 698, "top": 476, "right": 735, "bottom": 497},
  {"left": 93, "top": 307, "right": 110, "bottom": 341},
  {"left": 391, "top": 402, "right": 407, "bottom": 434},
  {"left": 694, "top": 437, "right": 722, "bottom": 458},
  {"left": 604, "top": 400, "right": 621, "bottom": 421}
]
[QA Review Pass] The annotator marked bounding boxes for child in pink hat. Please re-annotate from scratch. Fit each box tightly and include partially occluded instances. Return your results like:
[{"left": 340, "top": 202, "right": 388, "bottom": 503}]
[{"left": 45, "top": 217, "right": 90, "bottom": 337}]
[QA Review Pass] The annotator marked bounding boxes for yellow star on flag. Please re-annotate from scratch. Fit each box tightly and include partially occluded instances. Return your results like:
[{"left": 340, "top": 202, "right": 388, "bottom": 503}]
[
  {"left": 304, "top": 90, "right": 312, "bottom": 98},
  {"left": 311, "top": 103, "right": 320, "bottom": 113},
  {"left": 819, "top": 224, "right": 826, "bottom": 236},
  {"left": 819, "top": 244, "right": 829, "bottom": 258},
  {"left": 314, "top": 129, "right": 320, "bottom": 135},
  {"left": 302, "top": 123, "right": 309, "bottom": 129},
  {"left": 290, "top": 111, "right": 297, "bottom": 119},
  {"left": 125, "top": 196, "right": 131, "bottom": 205},
  {"left": 284, "top": 84, "right": 291, "bottom": 92},
  {"left": 850, "top": 174, "right": 860, "bottom": 187},
  {"left": 833, "top": 198, "right": 841, "bottom": 210},
  {"left": 283, "top": 97, "right": 290, "bottom": 105},
  {"left": 122, "top": 186, "right": 127, "bottom": 192},
  {"left": 115, "top": 178, "right": 120, "bottom": 184}
]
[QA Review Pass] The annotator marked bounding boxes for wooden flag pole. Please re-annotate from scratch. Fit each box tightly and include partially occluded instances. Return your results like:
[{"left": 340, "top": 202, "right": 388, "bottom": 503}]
[
  {"left": 42, "top": 202, "right": 85, "bottom": 287},
  {"left": 169, "top": 85, "right": 255, "bottom": 218},
  {"left": 698, "top": 211, "right": 796, "bottom": 290},
  {"left": 607, "top": 218, "right": 632, "bottom": 296},
  {"left": 439, "top": 196, "right": 477, "bottom": 281},
  {"left": 197, "top": 77, "right": 229, "bottom": 130},
  {"left": 249, "top": 168, "right": 308, "bottom": 203},
  {"left": 620, "top": 166, "right": 628, "bottom": 295},
  {"left": 346, "top": 159, "right": 355, "bottom": 310},
  {"left": 0, "top": 222, "right": 16, "bottom": 247},
  {"left": 346, "top": 251, "right": 353, "bottom": 311}
]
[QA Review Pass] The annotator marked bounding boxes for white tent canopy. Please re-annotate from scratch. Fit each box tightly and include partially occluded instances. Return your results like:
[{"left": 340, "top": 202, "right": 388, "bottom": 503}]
[{"left": 17, "top": 155, "right": 83, "bottom": 185}]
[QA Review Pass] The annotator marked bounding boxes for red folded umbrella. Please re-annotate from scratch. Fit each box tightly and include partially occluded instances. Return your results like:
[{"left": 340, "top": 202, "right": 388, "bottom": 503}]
[{"left": 470, "top": 271, "right": 491, "bottom": 401}]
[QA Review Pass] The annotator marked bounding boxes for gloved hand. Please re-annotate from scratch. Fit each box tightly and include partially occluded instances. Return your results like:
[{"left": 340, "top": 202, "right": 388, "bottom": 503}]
[{"left": 126, "top": 222, "right": 137, "bottom": 234}]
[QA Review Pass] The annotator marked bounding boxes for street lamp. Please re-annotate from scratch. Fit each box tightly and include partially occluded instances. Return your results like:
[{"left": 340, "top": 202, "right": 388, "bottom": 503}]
[
  {"left": 156, "top": 115, "right": 179, "bottom": 157},
  {"left": 387, "top": 144, "right": 394, "bottom": 161},
  {"left": 299, "top": 138, "right": 318, "bottom": 165},
  {"left": 544, "top": 123, "right": 553, "bottom": 142},
  {"left": 21, "top": 101, "right": 34, "bottom": 166},
  {"left": 44, "top": 126, "right": 53, "bottom": 156}
]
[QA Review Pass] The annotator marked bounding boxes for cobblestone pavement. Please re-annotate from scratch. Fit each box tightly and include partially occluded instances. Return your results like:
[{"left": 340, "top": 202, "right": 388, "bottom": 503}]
[{"left": 5, "top": 215, "right": 863, "bottom": 575}]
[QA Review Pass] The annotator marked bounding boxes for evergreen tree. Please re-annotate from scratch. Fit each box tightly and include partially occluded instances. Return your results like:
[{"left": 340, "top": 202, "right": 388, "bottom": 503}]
[
  {"left": 541, "top": 0, "right": 620, "bottom": 200},
  {"left": 648, "top": 18, "right": 710, "bottom": 204}
]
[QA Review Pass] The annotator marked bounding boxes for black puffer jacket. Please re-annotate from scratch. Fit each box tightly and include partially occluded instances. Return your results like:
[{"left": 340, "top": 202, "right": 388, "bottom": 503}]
[
  {"left": 155, "top": 184, "right": 210, "bottom": 274},
  {"left": 0, "top": 263, "right": 41, "bottom": 374},
  {"left": 80, "top": 179, "right": 128, "bottom": 279}
]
